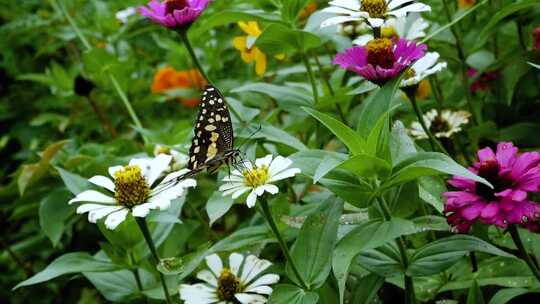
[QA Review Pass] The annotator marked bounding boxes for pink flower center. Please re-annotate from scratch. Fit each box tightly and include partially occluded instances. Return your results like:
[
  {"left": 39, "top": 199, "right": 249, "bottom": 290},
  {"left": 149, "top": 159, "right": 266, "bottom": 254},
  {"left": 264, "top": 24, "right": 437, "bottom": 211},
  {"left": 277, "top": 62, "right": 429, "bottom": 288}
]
[
  {"left": 366, "top": 38, "right": 395, "bottom": 69},
  {"left": 165, "top": 0, "right": 188, "bottom": 15},
  {"left": 475, "top": 160, "right": 513, "bottom": 200}
]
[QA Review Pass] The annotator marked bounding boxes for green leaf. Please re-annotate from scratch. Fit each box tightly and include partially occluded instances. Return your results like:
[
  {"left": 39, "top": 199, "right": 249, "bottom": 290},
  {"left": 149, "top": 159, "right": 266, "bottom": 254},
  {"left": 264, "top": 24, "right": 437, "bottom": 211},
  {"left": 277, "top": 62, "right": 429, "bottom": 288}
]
[
  {"left": 407, "top": 235, "right": 514, "bottom": 277},
  {"left": 206, "top": 191, "right": 234, "bottom": 226},
  {"left": 56, "top": 167, "right": 92, "bottom": 195},
  {"left": 232, "top": 82, "right": 312, "bottom": 114},
  {"left": 418, "top": 176, "right": 446, "bottom": 213},
  {"left": 382, "top": 152, "right": 491, "bottom": 190},
  {"left": 157, "top": 257, "right": 184, "bottom": 275},
  {"left": 349, "top": 274, "right": 385, "bottom": 304},
  {"left": 303, "top": 107, "right": 366, "bottom": 155},
  {"left": 288, "top": 198, "right": 343, "bottom": 289},
  {"left": 268, "top": 284, "right": 319, "bottom": 304},
  {"left": 499, "top": 123, "right": 540, "bottom": 147},
  {"left": 333, "top": 218, "right": 421, "bottom": 303},
  {"left": 39, "top": 188, "right": 75, "bottom": 247},
  {"left": 501, "top": 58, "right": 530, "bottom": 105},
  {"left": 357, "top": 74, "right": 404, "bottom": 138},
  {"left": 390, "top": 120, "right": 417, "bottom": 163},
  {"left": 212, "top": 226, "right": 272, "bottom": 252},
  {"left": 14, "top": 252, "right": 121, "bottom": 289},
  {"left": 474, "top": 0, "right": 540, "bottom": 49},
  {"left": 84, "top": 269, "right": 144, "bottom": 302},
  {"left": 489, "top": 288, "right": 540, "bottom": 304},
  {"left": 313, "top": 155, "right": 344, "bottom": 183},
  {"left": 357, "top": 244, "right": 402, "bottom": 276},
  {"left": 280, "top": 0, "right": 310, "bottom": 22},
  {"left": 467, "top": 280, "right": 485, "bottom": 304},
  {"left": 338, "top": 154, "right": 391, "bottom": 179},
  {"left": 256, "top": 24, "right": 321, "bottom": 54},
  {"left": 253, "top": 123, "right": 307, "bottom": 151},
  {"left": 191, "top": 10, "right": 282, "bottom": 37},
  {"left": 366, "top": 113, "right": 391, "bottom": 162}
]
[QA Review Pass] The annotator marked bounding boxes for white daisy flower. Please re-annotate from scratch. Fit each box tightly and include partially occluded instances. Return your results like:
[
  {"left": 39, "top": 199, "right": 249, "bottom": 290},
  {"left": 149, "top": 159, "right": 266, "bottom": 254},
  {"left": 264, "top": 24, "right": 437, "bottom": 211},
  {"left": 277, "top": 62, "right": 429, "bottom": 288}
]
[
  {"left": 321, "top": 0, "right": 431, "bottom": 28},
  {"left": 218, "top": 155, "right": 301, "bottom": 208},
  {"left": 179, "top": 253, "right": 279, "bottom": 304},
  {"left": 115, "top": 7, "right": 137, "bottom": 24},
  {"left": 353, "top": 13, "right": 429, "bottom": 45},
  {"left": 68, "top": 154, "right": 196, "bottom": 230},
  {"left": 401, "top": 52, "right": 447, "bottom": 87},
  {"left": 153, "top": 144, "right": 189, "bottom": 171},
  {"left": 409, "top": 109, "right": 471, "bottom": 139}
]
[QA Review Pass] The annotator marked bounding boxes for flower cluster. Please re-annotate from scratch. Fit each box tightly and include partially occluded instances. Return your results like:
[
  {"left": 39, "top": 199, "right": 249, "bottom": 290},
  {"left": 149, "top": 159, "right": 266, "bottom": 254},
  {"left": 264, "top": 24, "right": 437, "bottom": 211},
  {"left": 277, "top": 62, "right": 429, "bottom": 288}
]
[{"left": 444, "top": 142, "right": 540, "bottom": 232}]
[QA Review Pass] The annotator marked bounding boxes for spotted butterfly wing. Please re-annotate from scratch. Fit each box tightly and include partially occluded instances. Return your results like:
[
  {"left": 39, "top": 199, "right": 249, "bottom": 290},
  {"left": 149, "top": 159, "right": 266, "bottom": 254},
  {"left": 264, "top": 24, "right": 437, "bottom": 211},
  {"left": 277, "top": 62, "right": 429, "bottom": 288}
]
[{"left": 187, "top": 85, "right": 234, "bottom": 172}]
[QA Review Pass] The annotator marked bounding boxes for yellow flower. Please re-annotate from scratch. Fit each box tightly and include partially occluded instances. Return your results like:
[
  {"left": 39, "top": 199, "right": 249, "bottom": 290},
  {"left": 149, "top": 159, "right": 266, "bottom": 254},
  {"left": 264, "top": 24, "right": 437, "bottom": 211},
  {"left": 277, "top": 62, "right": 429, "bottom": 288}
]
[{"left": 233, "top": 21, "right": 267, "bottom": 76}]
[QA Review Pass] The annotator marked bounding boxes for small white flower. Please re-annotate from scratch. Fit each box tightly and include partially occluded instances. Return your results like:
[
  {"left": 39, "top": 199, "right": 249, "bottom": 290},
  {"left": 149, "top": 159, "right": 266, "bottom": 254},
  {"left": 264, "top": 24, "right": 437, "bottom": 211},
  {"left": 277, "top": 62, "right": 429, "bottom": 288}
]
[
  {"left": 153, "top": 144, "right": 189, "bottom": 170},
  {"left": 218, "top": 155, "right": 301, "bottom": 208},
  {"left": 409, "top": 109, "right": 471, "bottom": 139},
  {"left": 68, "top": 154, "right": 196, "bottom": 230},
  {"left": 321, "top": 0, "right": 431, "bottom": 28},
  {"left": 353, "top": 13, "right": 428, "bottom": 45},
  {"left": 179, "top": 253, "right": 279, "bottom": 304},
  {"left": 116, "top": 7, "right": 137, "bottom": 24},
  {"left": 401, "top": 52, "right": 447, "bottom": 87}
]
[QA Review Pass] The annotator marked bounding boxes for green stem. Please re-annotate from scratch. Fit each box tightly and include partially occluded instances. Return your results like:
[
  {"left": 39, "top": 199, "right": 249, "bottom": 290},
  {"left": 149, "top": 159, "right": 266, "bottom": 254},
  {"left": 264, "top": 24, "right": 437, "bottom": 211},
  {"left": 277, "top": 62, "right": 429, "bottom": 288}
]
[
  {"left": 516, "top": 22, "right": 527, "bottom": 51},
  {"left": 440, "top": 0, "right": 478, "bottom": 125},
  {"left": 311, "top": 52, "right": 347, "bottom": 125},
  {"left": 129, "top": 253, "right": 144, "bottom": 293},
  {"left": 259, "top": 197, "right": 309, "bottom": 290},
  {"left": 109, "top": 74, "right": 147, "bottom": 141},
  {"left": 378, "top": 199, "right": 416, "bottom": 303},
  {"left": 1, "top": 239, "right": 33, "bottom": 277},
  {"left": 135, "top": 218, "right": 173, "bottom": 304},
  {"left": 179, "top": 31, "right": 212, "bottom": 85},
  {"left": 301, "top": 53, "right": 319, "bottom": 105},
  {"left": 409, "top": 93, "right": 449, "bottom": 155},
  {"left": 377, "top": 198, "right": 416, "bottom": 304},
  {"left": 508, "top": 225, "right": 540, "bottom": 283}
]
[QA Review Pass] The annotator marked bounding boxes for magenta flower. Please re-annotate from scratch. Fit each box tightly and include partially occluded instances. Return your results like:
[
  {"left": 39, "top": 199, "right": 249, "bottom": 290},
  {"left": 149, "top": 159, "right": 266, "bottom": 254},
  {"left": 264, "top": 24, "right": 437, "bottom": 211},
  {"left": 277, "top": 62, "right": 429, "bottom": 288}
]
[
  {"left": 139, "top": 0, "right": 210, "bottom": 30},
  {"left": 533, "top": 27, "right": 540, "bottom": 51},
  {"left": 444, "top": 142, "right": 540, "bottom": 233},
  {"left": 333, "top": 38, "right": 426, "bottom": 86}
]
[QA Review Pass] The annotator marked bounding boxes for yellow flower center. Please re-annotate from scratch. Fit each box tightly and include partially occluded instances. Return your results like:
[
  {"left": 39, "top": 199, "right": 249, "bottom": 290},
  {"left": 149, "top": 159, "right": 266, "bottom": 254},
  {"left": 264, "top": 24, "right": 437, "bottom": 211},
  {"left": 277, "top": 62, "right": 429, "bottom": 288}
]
[
  {"left": 164, "top": 0, "right": 188, "bottom": 15},
  {"left": 361, "top": 0, "right": 388, "bottom": 18},
  {"left": 113, "top": 166, "right": 150, "bottom": 207},
  {"left": 381, "top": 26, "right": 398, "bottom": 39},
  {"left": 366, "top": 38, "right": 395, "bottom": 69},
  {"left": 242, "top": 165, "right": 269, "bottom": 188},
  {"left": 155, "top": 146, "right": 171, "bottom": 156},
  {"left": 404, "top": 68, "right": 416, "bottom": 80},
  {"left": 217, "top": 268, "right": 243, "bottom": 301}
]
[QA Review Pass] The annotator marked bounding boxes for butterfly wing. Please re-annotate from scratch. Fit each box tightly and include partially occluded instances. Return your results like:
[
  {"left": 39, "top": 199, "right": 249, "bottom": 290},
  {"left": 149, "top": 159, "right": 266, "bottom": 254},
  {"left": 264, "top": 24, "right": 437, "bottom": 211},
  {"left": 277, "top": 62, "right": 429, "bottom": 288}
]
[{"left": 187, "top": 85, "right": 234, "bottom": 171}]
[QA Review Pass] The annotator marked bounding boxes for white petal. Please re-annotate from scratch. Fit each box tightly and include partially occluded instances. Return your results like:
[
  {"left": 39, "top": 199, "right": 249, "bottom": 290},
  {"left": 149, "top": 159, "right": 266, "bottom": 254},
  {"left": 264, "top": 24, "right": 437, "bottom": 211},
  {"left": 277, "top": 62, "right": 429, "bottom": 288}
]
[
  {"left": 246, "top": 274, "right": 280, "bottom": 289},
  {"left": 131, "top": 199, "right": 170, "bottom": 217},
  {"left": 262, "top": 184, "right": 279, "bottom": 195},
  {"left": 104, "top": 209, "right": 129, "bottom": 230},
  {"left": 255, "top": 155, "right": 273, "bottom": 168},
  {"left": 353, "top": 34, "right": 374, "bottom": 46},
  {"left": 389, "top": 3, "right": 431, "bottom": 17},
  {"left": 229, "top": 253, "right": 244, "bottom": 277},
  {"left": 255, "top": 186, "right": 266, "bottom": 196},
  {"left": 222, "top": 185, "right": 247, "bottom": 197},
  {"left": 268, "top": 156, "right": 292, "bottom": 176},
  {"left": 246, "top": 190, "right": 258, "bottom": 208},
  {"left": 108, "top": 165, "right": 123, "bottom": 178},
  {"left": 88, "top": 206, "right": 124, "bottom": 223},
  {"left": 412, "top": 52, "right": 440, "bottom": 74},
  {"left": 88, "top": 175, "right": 115, "bottom": 192},
  {"left": 161, "top": 168, "right": 189, "bottom": 184},
  {"left": 234, "top": 293, "right": 267, "bottom": 304},
  {"left": 322, "top": 6, "right": 357, "bottom": 15},
  {"left": 179, "top": 284, "right": 218, "bottom": 304},
  {"left": 232, "top": 187, "right": 251, "bottom": 199},
  {"left": 268, "top": 168, "right": 301, "bottom": 182},
  {"left": 240, "top": 255, "right": 272, "bottom": 285},
  {"left": 196, "top": 269, "right": 218, "bottom": 287},
  {"left": 245, "top": 285, "right": 273, "bottom": 295},
  {"left": 69, "top": 190, "right": 116, "bottom": 205},
  {"left": 205, "top": 254, "right": 224, "bottom": 277},
  {"left": 321, "top": 15, "right": 363, "bottom": 28},
  {"left": 76, "top": 203, "right": 114, "bottom": 214},
  {"left": 367, "top": 17, "right": 385, "bottom": 27},
  {"left": 148, "top": 154, "right": 173, "bottom": 186},
  {"left": 328, "top": 0, "right": 361, "bottom": 10},
  {"left": 388, "top": 0, "right": 415, "bottom": 10}
]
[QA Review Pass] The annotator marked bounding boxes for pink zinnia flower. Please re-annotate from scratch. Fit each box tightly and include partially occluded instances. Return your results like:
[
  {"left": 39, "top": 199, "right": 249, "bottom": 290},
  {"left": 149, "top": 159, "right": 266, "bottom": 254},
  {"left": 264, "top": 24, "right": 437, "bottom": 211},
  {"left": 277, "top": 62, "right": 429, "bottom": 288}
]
[
  {"left": 139, "top": 0, "right": 210, "bottom": 30},
  {"left": 444, "top": 142, "right": 540, "bottom": 233},
  {"left": 533, "top": 27, "right": 540, "bottom": 51},
  {"left": 333, "top": 38, "right": 426, "bottom": 86},
  {"left": 467, "top": 68, "right": 498, "bottom": 93}
]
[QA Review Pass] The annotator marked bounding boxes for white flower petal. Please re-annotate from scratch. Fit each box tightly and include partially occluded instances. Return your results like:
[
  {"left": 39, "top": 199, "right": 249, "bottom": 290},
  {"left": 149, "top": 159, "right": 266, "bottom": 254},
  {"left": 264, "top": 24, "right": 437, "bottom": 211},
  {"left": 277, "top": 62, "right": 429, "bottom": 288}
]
[
  {"left": 234, "top": 293, "right": 268, "bottom": 304},
  {"left": 255, "top": 186, "right": 266, "bottom": 196},
  {"left": 148, "top": 154, "right": 173, "bottom": 186},
  {"left": 88, "top": 206, "right": 124, "bottom": 223},
  {"left": 255, "top": 155, "right": 273, "bottom": 168},
  {"left": 104, "top": 209, "right": 129, "bottom": 230},
  {"left": 268, "top": 168, "right": 301, "bottom": 182},
  {"left": 322, "top": 6, "right": 358, "bottom": 15},
  {"left": 246, "top": 190, "right": 258, "bottom": 208},
  {"left": 367, "top": 17, "right": 385, "bottom": 27},
  {"left": 388, "top": 0, "right": 415, "bottom": 10},
  {"left": 246, "top": 274, "right": 280, "bottom": 289},
  {"left": 321, "top": 15, "right": 362, "bottom": 28},
  {"left": 232, "top": 187, "right": 251, "bottom": 199},
  {"left": 229, "top": 253, "right": 244, "bottom": 277},
  {"left": 328, "top": 0, "right": 361, "bottom": 10},
  {"left": 205, "top": 254, "right": 224, "bottom": 277},
  {"left": 196, "top": 269, "right": 218, "bottom": 287},
  {"left": 389, "top": 3, "right": 431, "bottom": 17},
  {"left": 245, "top": 285, "right": 273, "bottom": 295},
  {"left": 108, "top": 165, "right": 123, "bottom": 178},
  {"left": 261, "top": 184, "right": 279, "bottom": 195},
  {"left": 88, "top": 175, "right": 115, "bottom": 192},
  {"left": 268, "top": 156, "right": 292, "bottom": 176},
  {"left": 69, "top": 190, "right": 116, "bottom": 205},
  {"left": 179, "top": 284, "right": 218, "bottom": 304},
  {"left": 240, "top": 255, "right": 272, "bottom": 285},
  {"left": 76, "top": 203, "right": 115, "bottom": 214}
]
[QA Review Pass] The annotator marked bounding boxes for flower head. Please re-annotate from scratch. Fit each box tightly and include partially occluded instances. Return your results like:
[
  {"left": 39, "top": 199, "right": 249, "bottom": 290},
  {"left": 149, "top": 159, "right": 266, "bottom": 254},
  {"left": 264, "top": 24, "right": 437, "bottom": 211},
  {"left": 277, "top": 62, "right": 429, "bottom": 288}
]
[
  {"left": 179, "top": 253, "right": 279, "bottom": 304},
  {"left": 334, "top": 38, "right": 426, "bottom": 85},
  {"left": 401, "top": 52, "right": 447, "bottom": 87},
  {"left": 458, "top": 0, "right": 476, "bottom": 9},
  {"left": 353, "top": 14, "right": 428, "bottom": 45},
  {"left": 444, "top": 142, "right": 540, "bottom": 233},
  {"left": 151, "top": 67, "right": 207, "bottom": 107},
  {"left": 68, "top": 154, "right": 196, "bottom": 230},
  {"left": 154, "top": 144, "right": 189, "bottom": 170},
  {"left": 321, "top": 0, "right": 430, "bottom": 28},
  {"left": 467, "top": 68, "right": 498, "bottom": 93},
  {"left": 116, "top": 7, "right": 137, "bottom": 24},
  {"left": 409, "top": 109, "right": 470, "bottom": 139},
  {"left": 139, "top": 0, "right": 210, "bottom": 30},
  {"left": 219, "top": 155, "right": 301, "bottom": 208},
  {"left": 533, "top": 27, "right": 540, "bottom": 51}
]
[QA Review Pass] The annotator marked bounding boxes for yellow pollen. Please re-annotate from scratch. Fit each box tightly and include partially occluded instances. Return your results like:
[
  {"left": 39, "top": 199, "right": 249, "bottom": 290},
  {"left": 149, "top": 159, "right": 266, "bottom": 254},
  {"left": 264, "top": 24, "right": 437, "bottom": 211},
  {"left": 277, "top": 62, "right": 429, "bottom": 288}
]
[
  {"left": 366, "top": 38, "right": 395, "bottom": 69},
  {"left": 404, "top": 68, "right": 416, "bottom": 80},
  {"left": 156, "top": 146, "right": 171, "bottom": 155},
  {"left": 242, "top": 165, "right": 269, "bottom": 188},
  {"left": 381, "top": 26, "right": 398, "bottom": 39},
  {"left": 113, "top": 166, "right": 150, "bottom": 207},
  {"left": 217, "top": 268, "right": 243, "bottom": 301},
  {"left": 361, "top": 0, "right": 388, "bottom": 18}
]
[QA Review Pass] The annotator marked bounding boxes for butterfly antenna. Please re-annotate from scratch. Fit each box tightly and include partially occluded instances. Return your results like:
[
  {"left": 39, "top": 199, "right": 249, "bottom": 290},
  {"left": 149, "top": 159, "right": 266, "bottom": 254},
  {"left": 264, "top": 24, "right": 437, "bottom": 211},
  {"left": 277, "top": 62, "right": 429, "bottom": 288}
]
[{"left": 237, "top": 124, "right": 262, "bottom": 152}]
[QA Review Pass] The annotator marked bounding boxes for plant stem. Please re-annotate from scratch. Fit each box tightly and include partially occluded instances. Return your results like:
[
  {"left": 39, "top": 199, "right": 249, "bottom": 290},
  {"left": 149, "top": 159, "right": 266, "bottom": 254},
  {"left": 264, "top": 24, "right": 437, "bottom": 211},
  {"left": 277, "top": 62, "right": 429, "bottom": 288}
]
[
  {"left": 508, "top": 225, "right": 540, "bottom": 283},
  {"left": 516, "top": 21, "right": 527, "bottom": 51},
  {"left": 179, "top": 30, "right": 212, "bottom": 85},
  {"left": 135, "top": 218, "right": 173, "bottom": 304},
  {"left": 377, "top": 198, "right": 416, "bottom": 304},
  {"left": 440, "top": 0, "right": 478, "bottom": 125},
  {"left": 109, "top": 74, "right": 147, "bottom": 142},
  {"left": 259, "top": 197, "right": 309, "bottom": 290},
  {"left": 408, "top": 93, "right": 449, "bottom": 155},
  {"left": 311, "top": 52, "right": 347, "bottom": 124},
  {"left": 129, "top": 253, "right": 144, "bottom": 293},
  {"left": 301, "top": 52, "right": 319, "bottom": 105},
  {"left": 86, "top": 95, "right": 117, "bottom": 138}
]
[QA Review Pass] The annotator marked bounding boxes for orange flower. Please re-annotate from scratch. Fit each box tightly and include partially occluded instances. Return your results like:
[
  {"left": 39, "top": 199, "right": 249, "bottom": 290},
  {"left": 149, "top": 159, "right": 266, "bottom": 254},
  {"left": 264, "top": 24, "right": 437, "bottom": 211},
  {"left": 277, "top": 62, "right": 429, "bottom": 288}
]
[
  {"left": 299, "top": 2, "right": 318, "bottom": 20},
  {"left": 151, "top": 67, "right": 207, "bottom": 107},
  {"left": 458, "top": 0, "right": 475, "bottom": 9}
]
